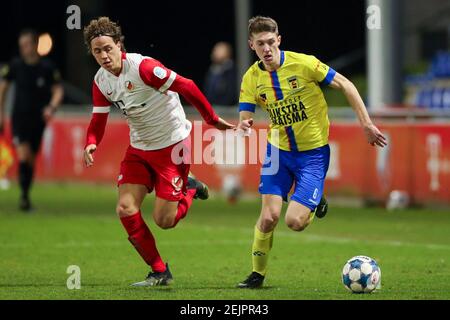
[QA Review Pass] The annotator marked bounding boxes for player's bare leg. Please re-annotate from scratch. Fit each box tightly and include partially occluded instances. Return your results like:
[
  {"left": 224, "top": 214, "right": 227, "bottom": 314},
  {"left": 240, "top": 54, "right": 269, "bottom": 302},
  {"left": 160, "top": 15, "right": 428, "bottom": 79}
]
[
  {"left": 117, "top": 184, "right": 171, "bottom": 286},
  {"left": 152, "top": 198, "right": 179, "bottom": 229},
  {"left": 256, "top": 194, "right": 283, "bottom": 232},
  {"left": 15, "top": 143, "right": 36, "bottom": 212},
  {"left": 116, "top": 184, "right": 147, "bottom": 218},
  {"left": 285, "top": 200, "right": 314, "bottom": 232},
  {"left": 152, "top": 176, "right": 209, "bottom": 229},
  {"left": 238, "top": 194, "right": 282, "bottom": 288}
]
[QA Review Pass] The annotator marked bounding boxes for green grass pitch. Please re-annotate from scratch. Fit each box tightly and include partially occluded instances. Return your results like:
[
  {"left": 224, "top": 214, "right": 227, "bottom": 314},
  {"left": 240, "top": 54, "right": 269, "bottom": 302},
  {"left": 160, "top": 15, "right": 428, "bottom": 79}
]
[{"left": 0, "top": 183, "right": 449, "bottom": 300}]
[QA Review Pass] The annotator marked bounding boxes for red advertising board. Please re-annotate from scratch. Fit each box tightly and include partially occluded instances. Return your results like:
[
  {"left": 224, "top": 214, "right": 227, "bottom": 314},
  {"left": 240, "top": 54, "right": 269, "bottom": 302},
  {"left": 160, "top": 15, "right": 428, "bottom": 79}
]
[{"left": 2, "top": 117, "right": 450, "bottom": 205}]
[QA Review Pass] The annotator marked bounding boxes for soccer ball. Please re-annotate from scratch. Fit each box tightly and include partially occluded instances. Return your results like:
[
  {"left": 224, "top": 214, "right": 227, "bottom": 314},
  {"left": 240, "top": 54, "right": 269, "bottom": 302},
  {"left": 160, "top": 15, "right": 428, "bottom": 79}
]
[{"left": 342, "top": 255, "right": 381, "bottom": 293}]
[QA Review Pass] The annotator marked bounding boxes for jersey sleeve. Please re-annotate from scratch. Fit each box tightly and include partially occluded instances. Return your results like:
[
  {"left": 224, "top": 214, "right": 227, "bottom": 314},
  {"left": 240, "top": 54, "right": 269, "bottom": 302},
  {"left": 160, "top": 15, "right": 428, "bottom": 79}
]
[
  {"left": 303, "top": 55, "right": 336, "bottom": 86},
  {"left": 139, "top": 58, "right": 219, "bottom": 125},
  {"left": 238, "top": 69, "right": 257, "bottom": 113},
  {"left": 170, "top": 74, "right": 219, "bottom": 125},
  {"left": 92, "top": 81, "right": 111, "bottom": 110},
  {"left": 138, "top": 58, "right": 177, "bottom": 93},
  {"left": 51, "top": 68, "right": 62, "bottom": 85},
  {"left": 46, "top": 60, "right": 62, "bottom": 85},
  {"left": 85, "top": 81, "right": 111, "bottom": 147}
]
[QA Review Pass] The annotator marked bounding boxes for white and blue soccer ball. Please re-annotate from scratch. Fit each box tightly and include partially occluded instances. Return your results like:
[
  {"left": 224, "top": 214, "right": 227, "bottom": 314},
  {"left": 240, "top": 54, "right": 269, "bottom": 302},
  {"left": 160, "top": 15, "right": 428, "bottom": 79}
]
[{"left": 342, "top": 255, "right": 381, "bottom": 293}]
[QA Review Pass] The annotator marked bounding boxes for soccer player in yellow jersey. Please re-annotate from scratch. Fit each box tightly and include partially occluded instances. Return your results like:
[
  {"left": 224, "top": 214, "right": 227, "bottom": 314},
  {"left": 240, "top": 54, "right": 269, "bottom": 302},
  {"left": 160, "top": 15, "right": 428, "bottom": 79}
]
[{"left": 237, "top": 16, "right": 387, "bottom": 288}]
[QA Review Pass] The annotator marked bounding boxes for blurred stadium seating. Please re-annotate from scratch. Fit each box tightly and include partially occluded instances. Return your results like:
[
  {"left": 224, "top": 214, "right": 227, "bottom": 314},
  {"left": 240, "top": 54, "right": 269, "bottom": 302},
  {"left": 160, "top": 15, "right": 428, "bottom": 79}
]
[{"left": 405, "top": 51, "right": 450, "bottom": 109}]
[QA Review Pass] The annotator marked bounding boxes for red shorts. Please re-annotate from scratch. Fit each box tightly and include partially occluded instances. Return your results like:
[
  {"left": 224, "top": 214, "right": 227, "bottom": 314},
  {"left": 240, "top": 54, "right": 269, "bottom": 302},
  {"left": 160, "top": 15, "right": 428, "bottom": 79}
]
[{"left": 117, "top": 137, "right": 191, "bottom": 201}]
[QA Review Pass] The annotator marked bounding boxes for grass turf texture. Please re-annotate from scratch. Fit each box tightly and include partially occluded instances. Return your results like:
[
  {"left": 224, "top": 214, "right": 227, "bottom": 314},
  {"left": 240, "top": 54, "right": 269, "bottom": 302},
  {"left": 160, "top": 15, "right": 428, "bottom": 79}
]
[{"left": 0, "top": 183, "right": 449, "bottom": 300}]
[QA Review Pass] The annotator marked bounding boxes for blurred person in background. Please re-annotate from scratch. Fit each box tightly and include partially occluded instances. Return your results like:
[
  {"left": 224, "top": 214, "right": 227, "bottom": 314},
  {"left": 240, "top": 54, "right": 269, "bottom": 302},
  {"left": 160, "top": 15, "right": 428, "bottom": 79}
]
[
  {"left": 204, "top": 41, "right": 238, "bottom": 106},
  {"left": 83, "top": 17, "right": 234, "bottom": 287},
  {"left": 204, "top": 42, "right": 242, "bottom": 203},
  {"left": 0, "top": 29, "right": 64, "bottom": 212},
  {"left": 236, "top": 16, "right": 387, "bottom": 288}
]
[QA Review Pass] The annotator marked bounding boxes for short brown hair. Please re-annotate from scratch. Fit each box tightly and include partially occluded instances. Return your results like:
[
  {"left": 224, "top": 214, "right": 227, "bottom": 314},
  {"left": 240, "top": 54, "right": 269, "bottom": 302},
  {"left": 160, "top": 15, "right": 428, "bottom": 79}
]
[
  {"left": 248, "top": 16, "right": 278, "bottom": 38},
  {"left": 83, "top": 17, "right": 125, "bottom": 52}
]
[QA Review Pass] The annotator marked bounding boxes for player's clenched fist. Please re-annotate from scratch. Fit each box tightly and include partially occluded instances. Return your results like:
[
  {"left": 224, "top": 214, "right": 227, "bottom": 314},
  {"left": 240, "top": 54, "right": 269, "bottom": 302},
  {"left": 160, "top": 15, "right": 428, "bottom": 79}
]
[
  {"left": 84, "top": 144, "right": 97, "bottom": 167},
  {"left": 237, "top": 118, "right": 254, "bottom": 136}
]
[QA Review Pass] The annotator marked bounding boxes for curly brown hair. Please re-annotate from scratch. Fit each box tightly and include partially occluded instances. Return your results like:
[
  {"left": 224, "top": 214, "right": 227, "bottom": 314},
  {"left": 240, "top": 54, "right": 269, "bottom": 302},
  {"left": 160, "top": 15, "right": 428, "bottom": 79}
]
[
  {"left": 248, "top": 16, "right": 279, "bottom": 39},
  {"left": 83, "top": 16, "right": 125, "bottom": 52}
]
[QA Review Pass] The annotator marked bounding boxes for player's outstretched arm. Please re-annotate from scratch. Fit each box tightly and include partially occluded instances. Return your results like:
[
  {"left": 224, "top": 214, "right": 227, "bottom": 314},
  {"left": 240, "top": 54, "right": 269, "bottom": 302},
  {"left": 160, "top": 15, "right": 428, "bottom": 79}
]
[
  {"left": 169, "top": 75, "right": 235, "bottom": 130},
  {"left": 43, "top": 83, "right": 64, "bottom": 122},
  {"left": 83, "top": 81, "right": 111, "bottom": 168},
  {"left": 138, "top": 59, "right": 235, "bottom": 130},
  {"left": 329, "top": 72, "right": 387, "bottom": 148},
  {"left": 214, "top": 117, "right": 236, "bottom": 130},
  {"left": 84, "top": 113, "right": 108, "bottom": 168}
]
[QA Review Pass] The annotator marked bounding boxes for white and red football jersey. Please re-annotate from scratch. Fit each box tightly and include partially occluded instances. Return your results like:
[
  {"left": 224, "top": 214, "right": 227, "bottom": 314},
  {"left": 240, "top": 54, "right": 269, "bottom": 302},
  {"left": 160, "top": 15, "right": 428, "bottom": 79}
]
[{"left": 86, "top": 52, "right": 219, "bottom": 151}]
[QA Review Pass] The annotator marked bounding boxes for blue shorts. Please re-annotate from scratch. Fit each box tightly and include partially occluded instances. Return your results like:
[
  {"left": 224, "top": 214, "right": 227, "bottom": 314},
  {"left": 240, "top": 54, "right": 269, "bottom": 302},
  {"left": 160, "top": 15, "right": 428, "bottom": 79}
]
[{"left": 259, "top": 143, "right": 330, "bottom": 211}]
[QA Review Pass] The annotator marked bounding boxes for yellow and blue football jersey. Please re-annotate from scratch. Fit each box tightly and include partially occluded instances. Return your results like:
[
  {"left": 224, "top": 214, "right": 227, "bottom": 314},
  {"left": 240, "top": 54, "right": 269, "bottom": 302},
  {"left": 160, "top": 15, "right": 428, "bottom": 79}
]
[{"left": 239, "top": 51, "right": 336, "bottom": 151}]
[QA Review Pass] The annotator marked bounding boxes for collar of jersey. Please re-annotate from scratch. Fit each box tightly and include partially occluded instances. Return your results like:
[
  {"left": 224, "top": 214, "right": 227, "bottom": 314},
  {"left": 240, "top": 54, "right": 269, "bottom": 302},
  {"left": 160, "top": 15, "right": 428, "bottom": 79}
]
[{"left": 258, "top": 50, "right": 285, "bottom": 72}]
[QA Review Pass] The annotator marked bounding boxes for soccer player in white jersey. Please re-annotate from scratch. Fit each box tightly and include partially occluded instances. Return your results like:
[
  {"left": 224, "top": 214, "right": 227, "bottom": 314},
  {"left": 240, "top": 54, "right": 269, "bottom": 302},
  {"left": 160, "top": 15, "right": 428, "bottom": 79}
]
[{"left": 82, "top": 17, "right": 234, "bottom": 286}]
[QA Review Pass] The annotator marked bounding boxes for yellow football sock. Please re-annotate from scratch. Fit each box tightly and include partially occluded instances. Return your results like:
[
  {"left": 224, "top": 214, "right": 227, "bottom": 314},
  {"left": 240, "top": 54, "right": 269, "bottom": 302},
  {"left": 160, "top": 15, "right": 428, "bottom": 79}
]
[
  {"left": 309, "top": 210, "right": 315, "bottom": 224},
  {"left": 251, "top": 226, "right": 274, "bottom": 276}
]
